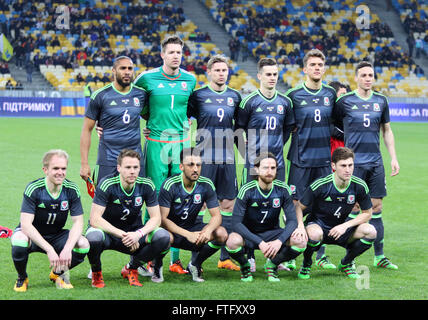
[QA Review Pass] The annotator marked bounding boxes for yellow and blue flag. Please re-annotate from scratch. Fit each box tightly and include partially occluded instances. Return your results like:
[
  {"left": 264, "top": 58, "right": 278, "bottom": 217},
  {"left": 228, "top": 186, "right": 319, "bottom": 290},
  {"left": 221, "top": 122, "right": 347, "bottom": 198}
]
[{"left": 0, "top": 34, "right": 13, "bottom": 61}]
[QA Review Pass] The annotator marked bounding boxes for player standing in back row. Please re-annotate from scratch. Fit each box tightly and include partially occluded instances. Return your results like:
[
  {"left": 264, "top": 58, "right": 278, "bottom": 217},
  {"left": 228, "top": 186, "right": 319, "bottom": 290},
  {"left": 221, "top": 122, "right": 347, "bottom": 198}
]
[
  {"left": 80, "top": 56, "right": 147, "bottom": 187},
  {"left": 334, "top": 61, "right": 400, "bottom": 270},
  {"left": 134, "top": 35, "right": 196, "bottom": 274},
  {"left": 187, "top": 55, "right": 242, "bottom": 271}
]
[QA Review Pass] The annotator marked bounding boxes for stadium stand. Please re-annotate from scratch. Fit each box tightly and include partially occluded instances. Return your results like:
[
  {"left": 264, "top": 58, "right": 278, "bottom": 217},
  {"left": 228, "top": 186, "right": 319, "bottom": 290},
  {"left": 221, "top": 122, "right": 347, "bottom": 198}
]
[
  {"left": 0, "top": 0, "right": 426, "bottom": 97},
  {"left": 0, "top": 1, "right": 256, "bottom": 93},
  {"left": 204, "top": 0, "right": 428, "bottom": 97}
]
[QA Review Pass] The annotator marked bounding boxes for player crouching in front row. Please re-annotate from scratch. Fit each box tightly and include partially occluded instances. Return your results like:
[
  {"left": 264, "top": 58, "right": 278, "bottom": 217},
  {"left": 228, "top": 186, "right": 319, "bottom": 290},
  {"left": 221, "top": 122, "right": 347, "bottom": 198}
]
[
  {"left": 11, "top": 150, "right": 90, "bottom": 292},
  {"left": 154, "top": 148, "right": 228, "bottom": 282},
  {"left": 225, "top": 152, "right": 307, "bottom": 282},
  {"left": 85, "top": 149, "right": 171, "bottom": 288},
  {"left": 297, "top": 147, "right": 377, "bottom": 280}
]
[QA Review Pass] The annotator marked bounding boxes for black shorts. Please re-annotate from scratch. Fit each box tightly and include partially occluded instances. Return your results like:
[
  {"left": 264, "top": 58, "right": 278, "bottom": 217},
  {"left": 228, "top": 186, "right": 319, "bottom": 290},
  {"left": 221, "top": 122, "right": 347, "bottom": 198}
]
[
  {"left": 353, "top": 164, "right": 386, "bottom": 198},
  {"left": 14, "top": 228, "right": 71, "bottom": 255},
  {"left": 287, "top": 163, "right": 331, "bottom": 201},
  {"left": 171, "top": 222, "right": 209, "bottom": 251},
  {"left": 306, "top": 218, "right": 357, "bottom": 247},
  {"left": 243, "top": 228, "right": 287, "bottom": 250},
  {"left": 201, "top": 163, "right": 237, "bottom": 200}
]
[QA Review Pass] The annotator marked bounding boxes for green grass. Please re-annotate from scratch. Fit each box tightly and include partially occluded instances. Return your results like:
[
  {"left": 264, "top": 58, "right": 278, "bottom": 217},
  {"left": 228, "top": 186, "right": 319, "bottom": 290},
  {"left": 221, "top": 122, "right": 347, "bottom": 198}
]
[{"left": 0, "top": 118, "right": 427, "bottom": 300}]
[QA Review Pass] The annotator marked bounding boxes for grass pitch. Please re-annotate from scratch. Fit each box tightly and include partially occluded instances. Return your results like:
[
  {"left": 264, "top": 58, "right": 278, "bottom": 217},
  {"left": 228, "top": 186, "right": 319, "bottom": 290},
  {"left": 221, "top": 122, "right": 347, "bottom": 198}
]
[{"left": 0, "top": 118, "right": 427, "bottom": 301}]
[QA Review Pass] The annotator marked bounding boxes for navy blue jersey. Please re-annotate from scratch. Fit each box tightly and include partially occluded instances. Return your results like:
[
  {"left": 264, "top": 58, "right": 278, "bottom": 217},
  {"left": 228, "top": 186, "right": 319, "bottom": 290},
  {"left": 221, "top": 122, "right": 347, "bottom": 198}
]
[
  {"left": 85, "top": 83, "right": 148, "bottom": 166},
  {"left": 235, "top": 90, "right": 294, "bottom": 169},
  {"left": 286, "top": 83, "right": 337, "bottom": 167},
  {"left": 93, "top": 174, "right": 158, "bottom": 232},
  {"left": 20, "top": 178, "right": 83, "bottom": 235},
  {"left": 301, "top": 173, "right": 372, "bottom": 229},
  {"left": 158, "top": 174, "right": 219, "bottom": 230},
  {"left": 334, "top": 90, "right": 390, "bottom": 166},
  {"left": 233, "top": 180, "right": 297, "bottom": 244},
  {"left": 188, "top": 85, "right": 242, "bottom": 164}
]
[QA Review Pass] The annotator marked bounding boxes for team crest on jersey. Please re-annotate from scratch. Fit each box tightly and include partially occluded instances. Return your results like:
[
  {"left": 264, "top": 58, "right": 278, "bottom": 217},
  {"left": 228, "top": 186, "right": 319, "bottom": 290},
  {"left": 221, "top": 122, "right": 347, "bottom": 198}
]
[
  {"left": 134, "top": 97, "right": 140, "bottom": 106},
  {"left": 135, "top": 196, "right": 143, "bottom": 206},
  {"left": 193, "top": 194, "right": 201, "bottom": 204},
  {"left": 181, "top": 82, "right": 187, "bottom": 91},
  {"left": 324, "top": 97, "right": 330, "bottom": 106},
  {"left": 290, "top": 185, "right": 296, "bottom": 194},
  {"left": 347, "top": 195, "right": 355, "bottom": 204},
  {"left": 373, "top": 103, "right": 380, "bottom": 111},
  {"left": 277, "top": 105, "right": 284, "bottom": 114},
  {"left": 60, "top": 201, "right": 69, "bottom": 211},
  {"left": 272, "top": 198, "right": 280, "bottom": 208},
  {"left": 227, "top": 97, "right": 234, "bottom": 106}
]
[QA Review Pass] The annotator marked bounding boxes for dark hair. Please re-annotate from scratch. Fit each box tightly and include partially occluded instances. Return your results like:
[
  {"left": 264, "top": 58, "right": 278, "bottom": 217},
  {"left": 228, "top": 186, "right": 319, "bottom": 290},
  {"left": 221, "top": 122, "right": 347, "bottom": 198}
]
[
  {"left": 332, "top": 147, "right": 354, "bottom": 164},
  {"left": 117, "top": 149, "right": 141, "bottom": 165},
  {"left": 328, "top": 81, "right": 348, "bottom": 92},
  {"left": 161, "top": 35, "right": 184, "bottom": 52},
  {"left": 113, "top": 56, "right": 133, "bottom": 69},
  {"left": 257, "top": 57, "right": 277, "bottom": 73},
  {"left": 355, "top": 61, "right": 373, "bottom": 75},
  {"left": 180, "top": 147, "right": 201, "bottom": 163},
  {"left": 254, "top": 152, "right": 277, "bottom": 168}
]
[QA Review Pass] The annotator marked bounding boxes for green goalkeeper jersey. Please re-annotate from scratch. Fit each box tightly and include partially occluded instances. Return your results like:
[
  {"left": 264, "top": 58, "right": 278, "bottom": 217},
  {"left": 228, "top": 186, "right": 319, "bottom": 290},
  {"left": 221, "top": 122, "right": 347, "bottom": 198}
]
[{"left": 135, "top": 67, "right": 196, "bottom": 141}]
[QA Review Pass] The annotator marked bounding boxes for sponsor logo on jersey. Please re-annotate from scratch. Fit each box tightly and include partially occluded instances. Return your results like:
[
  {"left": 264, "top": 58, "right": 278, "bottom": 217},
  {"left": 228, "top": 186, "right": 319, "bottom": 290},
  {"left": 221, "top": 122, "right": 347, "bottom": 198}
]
[
  {"left": 110, "top": 100, "right": 117, "bottom": 106},
  {"left": 122, "top": 99, "right": 129, "bottom": 104},
  {"left": 347, "top": 195, "right": 355, "bottom": 204},
  {"left": 256, "top": 107, "right": 263, "bottom": 112},
  {"left": 157, "top": 83, "right": 164, "bottom": 88},
  {"left": 325, "top": 196, "right": 333, "bottom": 202},
  {"left": 134, "top": 97, "right": 140, "bottom": 106},
  {"left": 216, "top": 98, "right": 224, "bottom": 104},
  {"left": 273, "top": 198, "right": 280, "bottom": 208},
  {"left": 352, "top": 105, "right": 359, "bottom": 109},
  {"left": 300, "top": 100, "right": 307, "bottom": 105},
  {"left": 193, "top": 194, "right": 201, "bottom": 204},
  {"left": 277, "top": 105, "right": 284, "bottom": 114},
  {"left": 312, "top": 98, "right": 319, "bottom": 104},
  {"left": 205, "top": 98, "right": 212, "bottom": 103},
  {"left": 60, "top": 201, "right": 69, "bottom": 211},
  {"left": 135, "top": 196, "right": 143, "bottom": 206},
  {"left": 227, "top": 97, "right": 234, "bottom": 106}
]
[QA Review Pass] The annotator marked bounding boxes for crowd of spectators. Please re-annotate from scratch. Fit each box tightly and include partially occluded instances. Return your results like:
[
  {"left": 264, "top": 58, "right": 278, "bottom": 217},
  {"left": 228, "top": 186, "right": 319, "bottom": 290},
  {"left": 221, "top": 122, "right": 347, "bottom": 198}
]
[{"left": 1, "top": 0, "right": 213, "bottom": 88}]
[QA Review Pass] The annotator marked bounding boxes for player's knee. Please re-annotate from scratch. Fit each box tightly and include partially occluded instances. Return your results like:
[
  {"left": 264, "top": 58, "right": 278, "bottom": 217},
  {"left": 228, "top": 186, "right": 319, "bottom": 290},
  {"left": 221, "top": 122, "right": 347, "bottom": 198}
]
[
  {"left": 306, "top": 225, "right": 323, "bottom": 242},
  {"left": 85, "top": 228, "right": 104, "bottom": 245},
  {"left": 289, "top": 236, "right": 307, "bottom": 249},
  {"left": 151, "top": 228, "right": 171, "bottom": 251},
  {"left": 361, "top": 223, "right": 377, "bottom": 240},
  {"left": 11, "top": 230, "right": 29, "bottom": 243},
  {"left": 215, "top": 226, "right": 228, "bottom": 244},
  {"left": 372, "top": 201, "right": 383, "bottom": 213},
  {"left": 76, "top": 235, "right": 90, "bottom": 249},
  {"left": 226, "top": 232, "right": 243, "bottom": 250}
]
